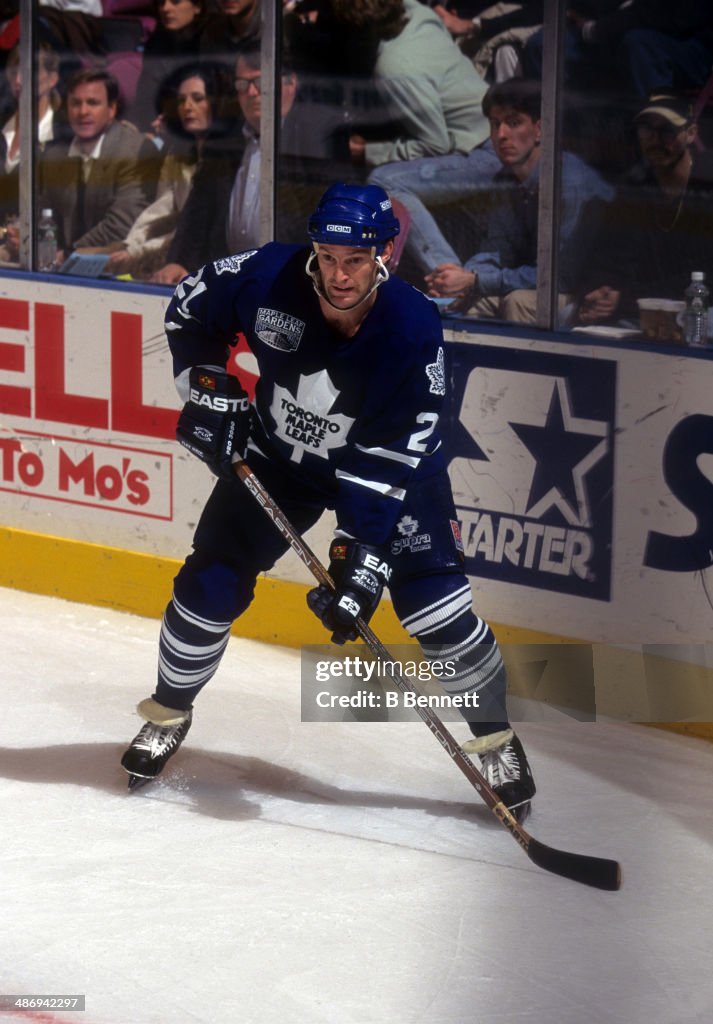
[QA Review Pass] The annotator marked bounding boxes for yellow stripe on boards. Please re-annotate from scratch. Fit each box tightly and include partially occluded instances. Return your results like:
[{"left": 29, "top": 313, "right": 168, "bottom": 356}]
[
  {"left": 0, "top": 526, "right": 577, "bottom": 646},
  {"left": 0, "top": 525, "right": 408, "bottom": 646},
  {"left": 1, "top": 526, "right": 710, "bottom": 743}
]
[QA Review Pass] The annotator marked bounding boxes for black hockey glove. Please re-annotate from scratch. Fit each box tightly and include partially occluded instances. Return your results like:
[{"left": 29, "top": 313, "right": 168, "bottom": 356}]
[
  {"left": 307, "top": 539, "right": 392, "bottom": 645},
  {"left": 176, "top": 367, "right": 251, "bottom": 480}
]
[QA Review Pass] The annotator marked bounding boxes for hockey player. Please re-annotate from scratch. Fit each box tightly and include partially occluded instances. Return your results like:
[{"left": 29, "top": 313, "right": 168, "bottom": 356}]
[{"left": 121, "top": 182, "right": 536, "bottom": 820}]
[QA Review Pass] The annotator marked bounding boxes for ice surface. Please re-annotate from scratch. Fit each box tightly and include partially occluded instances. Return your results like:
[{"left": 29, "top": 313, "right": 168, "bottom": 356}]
[{"left": 0, "top": 587, "right": 712, "bottom": 1024}]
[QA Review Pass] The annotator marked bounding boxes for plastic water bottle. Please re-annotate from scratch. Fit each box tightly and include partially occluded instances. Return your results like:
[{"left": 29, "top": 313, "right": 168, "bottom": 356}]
[
  {"left": 683, "top": 271, "right": 710, "bottom": 347},
  {"left": 37, "top": 208, "right": 58, "bottom": 272}
]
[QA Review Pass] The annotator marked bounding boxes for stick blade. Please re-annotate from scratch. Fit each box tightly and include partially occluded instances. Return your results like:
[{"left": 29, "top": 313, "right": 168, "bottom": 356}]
[{"left": 527, "top": 837, "right": 622, "bottom": 891}]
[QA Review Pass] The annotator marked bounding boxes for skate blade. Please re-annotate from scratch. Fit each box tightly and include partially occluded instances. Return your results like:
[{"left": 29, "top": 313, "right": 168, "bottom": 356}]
[
  {"left": 508, "top": 799, "right": 532, "bottom": 824},
  {"left": 126, "top": 772, "right": 155, "bottom": 791}
]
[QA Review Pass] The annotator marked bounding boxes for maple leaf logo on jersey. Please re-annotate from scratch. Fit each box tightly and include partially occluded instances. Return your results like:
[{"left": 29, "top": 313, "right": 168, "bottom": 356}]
[
  {"left": 426, "top": 347, "right": 446, "bottom": 396},
  {"left": 391, "top": 513, "right": 432, "bottom": 556},
  {"left": 213, "top": 251, "right": 258, "bottom": 275},
  {"left": 270, "top": 371, "right": 355, "bottom": 463},
  {"left": 396, "top": 515, "right": 419, "bottom": 536}
]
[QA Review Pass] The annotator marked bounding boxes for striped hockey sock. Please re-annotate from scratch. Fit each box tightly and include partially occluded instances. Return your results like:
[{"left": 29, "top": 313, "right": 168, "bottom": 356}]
[
  {"left": 153, "top": 593, "right": 232, "bottom": 710},
  {"left": 399, "top": 583, "right": 509, "bottom": 735}
]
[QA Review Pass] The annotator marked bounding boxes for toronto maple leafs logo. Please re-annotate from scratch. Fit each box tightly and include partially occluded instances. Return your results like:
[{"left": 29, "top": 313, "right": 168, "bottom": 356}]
[
  {"left": 270, "top": 371, "right": 355, "bottom": 463},
  {"left": 391, "top": 514, "right": 432, "bottom": 556},
  {"left": 213, "top": 251, "right": 258, "bottom": 275},
  {"left": 426, "top": 347, "right": 446, "bottom": 396},
  {"left": 396, "top": 515, "right": 419, "bottom": 536}
]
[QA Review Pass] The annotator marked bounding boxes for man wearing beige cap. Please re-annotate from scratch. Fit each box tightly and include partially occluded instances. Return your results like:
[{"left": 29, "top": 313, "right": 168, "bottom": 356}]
[{"left": 576, "top": 92, "right": 713, "bottom": 327}]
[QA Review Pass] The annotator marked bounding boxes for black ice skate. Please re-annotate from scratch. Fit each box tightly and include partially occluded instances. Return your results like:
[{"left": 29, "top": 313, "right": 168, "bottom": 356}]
[
  {"left": 463, "top": 729, "right": 535, "bottom": 823},
  {"left": 121, "top": 698, "right": 192, "bottom": 790}
]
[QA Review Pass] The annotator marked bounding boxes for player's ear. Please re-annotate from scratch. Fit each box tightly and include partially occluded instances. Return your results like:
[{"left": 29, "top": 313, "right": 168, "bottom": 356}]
[{"left": 381, "top": 239, "right": 394, "bottom": 264}]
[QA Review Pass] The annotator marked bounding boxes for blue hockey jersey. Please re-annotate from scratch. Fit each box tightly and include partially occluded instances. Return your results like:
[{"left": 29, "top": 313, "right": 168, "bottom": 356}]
[{"left": 165, "top": 243, "right": 447, "bottom": 544}]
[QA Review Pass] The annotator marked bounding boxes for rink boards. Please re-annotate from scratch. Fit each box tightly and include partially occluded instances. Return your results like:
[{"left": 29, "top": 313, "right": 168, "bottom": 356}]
[{"left": 0, "top": 274, "right": 711, "bottom": 731}]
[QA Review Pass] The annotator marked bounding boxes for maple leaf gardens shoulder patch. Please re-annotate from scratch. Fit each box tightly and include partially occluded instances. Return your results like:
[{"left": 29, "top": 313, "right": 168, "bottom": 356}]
[{"left": 255, "top": 307, "right": 305, "bottom": 352}]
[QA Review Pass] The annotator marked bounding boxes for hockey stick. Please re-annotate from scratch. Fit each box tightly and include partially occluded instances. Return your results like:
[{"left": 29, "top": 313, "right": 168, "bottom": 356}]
[{"left": 234, "top": 459, "right": 622, "bottom": 891}]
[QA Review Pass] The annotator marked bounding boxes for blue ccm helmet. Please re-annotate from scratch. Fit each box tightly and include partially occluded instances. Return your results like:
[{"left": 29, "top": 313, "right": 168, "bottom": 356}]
[{"left": 308, "top": 183, "right": 400, "bottom": 255}]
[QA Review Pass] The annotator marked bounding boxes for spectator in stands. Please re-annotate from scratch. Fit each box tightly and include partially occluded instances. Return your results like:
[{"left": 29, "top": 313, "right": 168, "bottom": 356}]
[
  {"left": 40, "top": 0, "right": 101, "bottom": 12},
  {"left": 39, "top": 67, "right": 157, "bottom": 261},
  {"left": 434, "top": 2, "right": 543, "bottom": 82},
  {"left": 424, "top": 78, "right": 613, "bottom": 323},
  {"left": 0, "top": 1, "right": 18, "bottom": 53},
  {"left": 201, "top": 0, "right": 261, "bottom": 58},
  {"left": 130, "top": 0, "right": 220, "bottom": 133},
  {"left": 523, "top": 1, "right": 713, "bottom": 99},
  {"left": 369, "top": 131, "right": 503, "bottom": 275},
  {"left": 0, "top": 41, "right": 62, "bottom": 228},
  {"left": 576, "top": 93, "right": 713, "bottom": 327},
  {"left": 38, "top": 1, "right": 105, "bottom": 84},
  {"left": 329, "top": 0, "right": 490, "bottom": 168},
  {"left": 106, "top": 61, "right": 232, "bottom": 279},
  {"left": 153, "top": 41, "right": 306, "bottom": 283},
  {"left": 282, "top": 0, "right": 379, "bottom": 77}
]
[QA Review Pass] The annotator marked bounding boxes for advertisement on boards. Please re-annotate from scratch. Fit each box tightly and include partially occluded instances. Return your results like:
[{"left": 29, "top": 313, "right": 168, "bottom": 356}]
[
  {"left": 0, "top": 278, "right": 712, "bottom": 642},
  {"left": 443, "top": 327, "right": 713, "bottom": 643},
  {"left": 0, "top": 283, "right": 199, "bottom": 557},
  {"left": 445, "top": 344, "right": 616, "bottom": 602}
]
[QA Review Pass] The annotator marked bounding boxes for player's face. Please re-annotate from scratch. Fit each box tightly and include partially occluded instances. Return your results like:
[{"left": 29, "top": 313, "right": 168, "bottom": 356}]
[
  {"left": 315, "top": 244, "right": 379, "bottom": 309},
  {"left": 489, "top": 105, "right": 541, "bottom": 176},
  {"left": 67, "top": 82, "right": 117, "bottom": 143}
]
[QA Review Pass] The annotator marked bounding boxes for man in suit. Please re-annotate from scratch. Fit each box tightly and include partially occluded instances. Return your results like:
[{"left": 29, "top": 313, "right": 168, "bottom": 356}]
[{"left": 40, "top": 67, "right": 157, "bottom": 262}]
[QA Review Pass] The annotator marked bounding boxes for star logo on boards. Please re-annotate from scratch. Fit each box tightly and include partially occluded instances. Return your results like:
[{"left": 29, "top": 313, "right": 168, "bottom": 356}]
[
  {"left": 270, "top": 370, "right": 355, "bottom": 463},
  {"left": 510, "top": 377, "right": 608, "bottom": 527},
  {"left": 447, "top": 349, "right": 615, "bottom": 599}
]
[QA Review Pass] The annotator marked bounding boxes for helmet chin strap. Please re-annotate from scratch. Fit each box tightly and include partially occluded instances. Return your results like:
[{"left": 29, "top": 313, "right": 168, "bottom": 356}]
[{"left": 306, "top": 247, "right": 390, "bottom": 312}]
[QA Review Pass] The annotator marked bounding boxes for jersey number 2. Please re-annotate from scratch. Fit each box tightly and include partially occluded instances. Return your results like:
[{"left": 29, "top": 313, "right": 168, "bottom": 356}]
[{"left": 408, "top": 412, "right": 438, "bottom": 453}]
